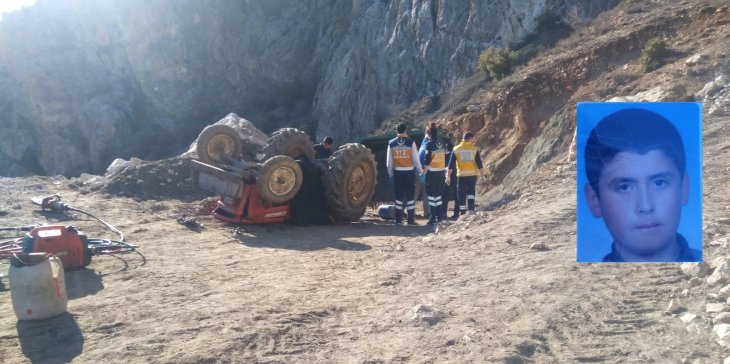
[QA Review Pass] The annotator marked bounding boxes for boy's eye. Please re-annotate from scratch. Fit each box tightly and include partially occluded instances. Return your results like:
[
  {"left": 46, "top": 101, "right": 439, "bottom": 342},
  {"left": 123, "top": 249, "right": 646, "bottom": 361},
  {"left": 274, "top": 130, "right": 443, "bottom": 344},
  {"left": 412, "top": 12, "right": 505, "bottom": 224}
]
[
  {"left": 615, "top": 183, "right": 633, "bottom": 192},
  {"left": 652, "top": 179, "right": 668, "bottom": 188}
]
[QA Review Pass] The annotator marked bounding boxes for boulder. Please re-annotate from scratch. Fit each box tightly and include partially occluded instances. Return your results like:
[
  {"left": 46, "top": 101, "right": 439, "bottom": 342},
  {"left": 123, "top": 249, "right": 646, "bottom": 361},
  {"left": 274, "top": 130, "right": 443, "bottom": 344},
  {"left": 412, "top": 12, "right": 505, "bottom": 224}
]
[
  {"left": 708, "top": 262, "right": 730, "bottom": 286},
  {"left": 679, "top": 312, "right": 697, "bottom": 323},
  {"left": 714, "top": 324, "right": 730, "bottom": 347},
  {"left": 684, "top": 54, "right": 707, "bottom": 66},
  {"left": 706, "top": 303, "right": 729, "bottom": 313},
  {"left": 680, "top": 262, "right": 710, "bottom": 278},
  {"left": 411, "top": 304, "right": 444, "bottom": 326},
  {"left": 720, "top": 285, "right": 730, "bottom": 298},
  {"left": 666, "top": 299, "right": 682, "bottom": 314},
  {"left": 183, "top": 113, "right": 269, "bottom": 162},
  {"left": 714, "top": 312, "right": 730, "bottom": 325}
]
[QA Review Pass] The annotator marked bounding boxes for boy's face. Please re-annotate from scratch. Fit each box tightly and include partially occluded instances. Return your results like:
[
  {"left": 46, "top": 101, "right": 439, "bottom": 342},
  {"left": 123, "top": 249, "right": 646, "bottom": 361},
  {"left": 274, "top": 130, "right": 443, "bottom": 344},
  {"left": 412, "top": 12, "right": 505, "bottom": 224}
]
[{"left": 585, "top": 150, "right": 689, "bottom": 257}]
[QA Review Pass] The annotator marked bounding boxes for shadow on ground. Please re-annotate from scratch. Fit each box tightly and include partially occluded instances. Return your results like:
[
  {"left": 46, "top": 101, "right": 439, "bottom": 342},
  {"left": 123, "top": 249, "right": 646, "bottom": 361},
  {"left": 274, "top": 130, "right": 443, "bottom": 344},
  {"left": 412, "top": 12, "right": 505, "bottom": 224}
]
[
  {"left": 17, "top": 312, "right": 84, "bottom": 363},
  {"left": 230, "top": 218, "right": 434, "bottom": 251},
  {"left": 65, "top": 268, "right": 104, "bottom": 299}
]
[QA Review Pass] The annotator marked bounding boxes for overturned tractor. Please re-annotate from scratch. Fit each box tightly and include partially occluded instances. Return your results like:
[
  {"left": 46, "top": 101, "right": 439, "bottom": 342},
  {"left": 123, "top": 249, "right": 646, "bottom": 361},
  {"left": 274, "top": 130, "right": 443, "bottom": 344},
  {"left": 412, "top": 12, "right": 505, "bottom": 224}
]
[{"left": 191, "top": 124, "right": 377, "bottom": 224}]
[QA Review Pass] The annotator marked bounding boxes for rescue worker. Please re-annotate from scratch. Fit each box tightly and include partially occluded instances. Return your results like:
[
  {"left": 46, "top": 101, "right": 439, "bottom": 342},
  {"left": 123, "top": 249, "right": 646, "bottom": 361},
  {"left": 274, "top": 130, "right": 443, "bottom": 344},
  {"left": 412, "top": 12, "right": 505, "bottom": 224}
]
[
  {"left": 423, "top": 126, "right": 448, "bottom": 226},
  {"left": 441, "top": 139, "right": 459, "bottom": 219},
  {"left": 387, "top": 122, "right": 423, "bottom": 226},
  {"left": 446, "top": 132, "right": 487, "bottom": 216},
  {"left": 416, "top": 122, "right": 436, "bottom": 220}
]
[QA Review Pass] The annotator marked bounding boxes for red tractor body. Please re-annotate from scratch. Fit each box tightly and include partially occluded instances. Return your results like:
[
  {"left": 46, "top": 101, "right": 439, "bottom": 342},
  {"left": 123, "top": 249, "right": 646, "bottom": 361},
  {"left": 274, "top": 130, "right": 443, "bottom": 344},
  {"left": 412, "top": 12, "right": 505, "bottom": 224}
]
[{"left": 212, "top": 184, "right": 289, "bottom": 224}]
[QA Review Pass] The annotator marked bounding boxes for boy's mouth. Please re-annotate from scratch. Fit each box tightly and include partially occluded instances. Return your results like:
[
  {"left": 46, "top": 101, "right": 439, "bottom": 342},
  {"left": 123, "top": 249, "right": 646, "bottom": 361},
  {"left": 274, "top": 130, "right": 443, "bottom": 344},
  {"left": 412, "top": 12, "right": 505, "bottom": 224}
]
[{"left": 636, "top": 222, "right": 661, "bottom": 229}]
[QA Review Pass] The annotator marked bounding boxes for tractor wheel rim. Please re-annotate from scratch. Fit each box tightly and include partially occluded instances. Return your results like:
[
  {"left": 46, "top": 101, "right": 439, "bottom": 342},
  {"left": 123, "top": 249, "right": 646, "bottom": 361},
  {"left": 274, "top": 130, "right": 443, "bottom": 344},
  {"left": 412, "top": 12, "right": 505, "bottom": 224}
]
[
  {"left": 269, "top": 166, "right": 296, "bottom": 196},
  {"left": 207, "top": 134, "right": 235, "bottom": 161},
  {"left": 348, "top": 163, "right": 369, "bottom": 202}
]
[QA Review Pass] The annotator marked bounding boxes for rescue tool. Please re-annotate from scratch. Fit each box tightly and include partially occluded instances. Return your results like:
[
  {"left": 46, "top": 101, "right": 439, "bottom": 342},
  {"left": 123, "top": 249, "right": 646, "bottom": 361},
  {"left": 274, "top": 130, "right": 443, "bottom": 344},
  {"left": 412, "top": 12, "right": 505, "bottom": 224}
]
[{"left": 0, "top": 196, "right": 137, "bottom": 269}]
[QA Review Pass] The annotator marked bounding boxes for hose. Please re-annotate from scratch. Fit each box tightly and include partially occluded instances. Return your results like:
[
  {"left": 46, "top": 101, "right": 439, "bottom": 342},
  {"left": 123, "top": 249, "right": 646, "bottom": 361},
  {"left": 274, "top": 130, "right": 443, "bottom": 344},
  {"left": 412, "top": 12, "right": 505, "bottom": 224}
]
[
  {"left": 0, "top": 238, "right": 23, "bottom": 259},
  {"left": 0, "top": 237, "right": 137, "bottom": 259},
  {"left": 67, "top": 206, "right": 125, "bottom": 242},
  {"left": 87, "top": 239, "right": 137, "bottom": 255},
  {"left": 32, "top": 196, "right": 125, "bottom": 242}
]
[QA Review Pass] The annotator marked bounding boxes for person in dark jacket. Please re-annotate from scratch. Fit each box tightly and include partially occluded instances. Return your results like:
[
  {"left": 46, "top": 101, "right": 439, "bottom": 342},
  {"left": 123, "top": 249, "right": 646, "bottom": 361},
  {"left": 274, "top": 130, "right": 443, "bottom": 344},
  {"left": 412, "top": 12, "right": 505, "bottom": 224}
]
[
  {"left": 441, "top": 139, "right": 459, "bottom": 219},
  {"left": 313, "top": 136, "right": 334, "bottom": 159}
]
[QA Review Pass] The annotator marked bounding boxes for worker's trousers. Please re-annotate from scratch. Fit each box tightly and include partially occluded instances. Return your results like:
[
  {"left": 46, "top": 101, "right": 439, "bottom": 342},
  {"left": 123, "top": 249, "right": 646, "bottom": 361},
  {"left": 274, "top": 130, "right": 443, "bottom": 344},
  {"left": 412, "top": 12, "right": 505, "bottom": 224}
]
[
  {"left": 393, "top": 169, "right": 416, "bottom": 223},
  {"left": 457, "top": 175, "right": 477, "bottom": 214},
  {"left": 425, "top": 170, "right": 445, "bottom": 222}
]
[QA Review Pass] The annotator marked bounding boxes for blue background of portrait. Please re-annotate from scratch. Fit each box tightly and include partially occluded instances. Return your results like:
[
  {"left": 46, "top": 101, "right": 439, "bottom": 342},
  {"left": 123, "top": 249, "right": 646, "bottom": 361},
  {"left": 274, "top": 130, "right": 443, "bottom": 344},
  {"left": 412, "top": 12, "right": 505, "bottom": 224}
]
[{"left": 576, "top": 102, "right": 703, "bottom": 262}]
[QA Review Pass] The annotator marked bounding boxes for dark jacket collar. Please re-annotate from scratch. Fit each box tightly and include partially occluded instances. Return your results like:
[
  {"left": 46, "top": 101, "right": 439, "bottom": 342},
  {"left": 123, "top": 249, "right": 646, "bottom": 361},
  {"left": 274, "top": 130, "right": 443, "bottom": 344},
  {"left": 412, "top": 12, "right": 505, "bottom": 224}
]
[{"left": 602, "top": 233, "right": 701, "bottom": 262}]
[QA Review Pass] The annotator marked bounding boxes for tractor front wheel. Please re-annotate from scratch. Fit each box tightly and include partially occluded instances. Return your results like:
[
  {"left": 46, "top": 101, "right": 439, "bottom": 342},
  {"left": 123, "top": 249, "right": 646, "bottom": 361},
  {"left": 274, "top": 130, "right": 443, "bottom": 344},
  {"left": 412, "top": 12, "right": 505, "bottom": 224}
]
[{"left": 256, "top": 155, "right": 303, "bottom": 204}]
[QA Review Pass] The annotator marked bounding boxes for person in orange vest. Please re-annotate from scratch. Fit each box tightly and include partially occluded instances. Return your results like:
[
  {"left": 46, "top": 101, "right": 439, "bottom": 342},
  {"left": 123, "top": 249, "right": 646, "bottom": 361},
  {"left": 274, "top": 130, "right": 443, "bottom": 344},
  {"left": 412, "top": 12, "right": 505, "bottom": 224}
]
[
  {"left": 423, "top": 125, "right": 448, "bottom": 226},
  {"left": 446, "top": 132, "right": 487, "bottom": 216},
  {"left": 387, "top": 122, "right": 424, "bottom": 226}
]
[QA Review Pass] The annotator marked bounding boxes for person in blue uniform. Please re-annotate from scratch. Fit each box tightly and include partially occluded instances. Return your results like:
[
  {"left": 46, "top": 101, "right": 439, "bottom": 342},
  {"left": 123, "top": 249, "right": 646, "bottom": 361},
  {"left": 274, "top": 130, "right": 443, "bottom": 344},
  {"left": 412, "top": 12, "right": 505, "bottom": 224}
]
[
  {"left": 386, "top": 123, "right": 423, "bottom": 226},
  {"left": 423, "top": 126, "right": 448, "bottom": 226}
]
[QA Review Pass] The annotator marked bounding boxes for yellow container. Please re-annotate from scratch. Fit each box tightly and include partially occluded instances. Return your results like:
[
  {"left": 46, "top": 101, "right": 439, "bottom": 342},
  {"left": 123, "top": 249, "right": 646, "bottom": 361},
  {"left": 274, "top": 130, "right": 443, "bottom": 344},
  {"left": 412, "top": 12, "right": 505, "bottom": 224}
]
[{"left": 9, "top": 253, "right": 68, "bottom": 320}]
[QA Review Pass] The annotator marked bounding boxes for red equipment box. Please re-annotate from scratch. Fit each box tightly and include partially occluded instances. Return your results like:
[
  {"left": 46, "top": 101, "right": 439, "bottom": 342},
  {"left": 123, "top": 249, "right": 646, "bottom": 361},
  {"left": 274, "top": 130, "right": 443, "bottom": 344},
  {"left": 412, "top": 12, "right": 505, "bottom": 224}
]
[{"left": 22, "top": 226, "right": 91, "bottom": 269}]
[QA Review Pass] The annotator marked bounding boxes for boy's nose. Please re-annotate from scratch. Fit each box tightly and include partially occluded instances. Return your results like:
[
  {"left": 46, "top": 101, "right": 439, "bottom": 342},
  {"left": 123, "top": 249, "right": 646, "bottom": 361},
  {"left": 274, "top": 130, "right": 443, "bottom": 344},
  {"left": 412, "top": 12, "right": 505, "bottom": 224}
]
[{"left": 635, "top": 186, "right": 655, "bottom": 214}]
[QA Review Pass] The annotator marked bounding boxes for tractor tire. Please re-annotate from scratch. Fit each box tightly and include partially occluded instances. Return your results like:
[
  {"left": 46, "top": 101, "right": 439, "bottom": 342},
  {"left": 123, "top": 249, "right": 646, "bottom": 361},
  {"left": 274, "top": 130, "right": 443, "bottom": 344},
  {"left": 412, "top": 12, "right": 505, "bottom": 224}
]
[
  {"left": 256, "top": 155, "right": 303, "bottom": 204},
  {"left": 262, "top": 128, "right": 315, "bottom": 161},
  {"left": 324, "top": 143, "right": 377, "bottom": 222},
  {"left": 196, "top": 124, "right": 242, "bottom": 164}
]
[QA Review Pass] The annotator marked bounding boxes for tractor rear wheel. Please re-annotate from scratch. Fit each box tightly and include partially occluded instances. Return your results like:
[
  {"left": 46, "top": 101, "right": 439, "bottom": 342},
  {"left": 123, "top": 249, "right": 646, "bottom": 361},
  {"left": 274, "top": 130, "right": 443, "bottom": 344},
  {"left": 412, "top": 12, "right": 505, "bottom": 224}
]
[
  {"left": 324, "top": 143, "right": 377, "bottom": 222},
  {"left": 256, "top": 155, "right": 303, "bottom": 204},
  {"left": 262, "top": 128, "right": 315, "bottom": 161},
  {"left": 196, "top": 124, "right": 242, "bottom": 164}
]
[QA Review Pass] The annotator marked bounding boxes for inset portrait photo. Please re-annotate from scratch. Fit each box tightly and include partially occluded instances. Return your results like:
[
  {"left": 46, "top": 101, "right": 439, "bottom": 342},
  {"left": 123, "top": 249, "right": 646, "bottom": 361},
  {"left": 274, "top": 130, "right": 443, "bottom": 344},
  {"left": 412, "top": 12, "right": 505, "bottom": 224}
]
[{"left": 576, "top": 102, "right": 702, "bottom": 262}]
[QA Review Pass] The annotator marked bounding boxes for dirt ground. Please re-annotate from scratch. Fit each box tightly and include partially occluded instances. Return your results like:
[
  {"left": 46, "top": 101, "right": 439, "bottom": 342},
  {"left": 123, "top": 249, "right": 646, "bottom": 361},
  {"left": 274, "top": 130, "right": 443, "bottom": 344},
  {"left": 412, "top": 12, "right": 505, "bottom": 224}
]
[{"left": 1, "top": 111, "right": 729, "bottom": 363}]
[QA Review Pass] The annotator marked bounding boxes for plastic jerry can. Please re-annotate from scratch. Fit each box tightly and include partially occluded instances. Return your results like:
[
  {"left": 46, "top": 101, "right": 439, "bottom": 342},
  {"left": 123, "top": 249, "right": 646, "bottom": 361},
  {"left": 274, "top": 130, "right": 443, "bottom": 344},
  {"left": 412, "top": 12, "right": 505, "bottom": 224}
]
[{"left": 9, "top": 253, "right": 68, "bottom": 320}]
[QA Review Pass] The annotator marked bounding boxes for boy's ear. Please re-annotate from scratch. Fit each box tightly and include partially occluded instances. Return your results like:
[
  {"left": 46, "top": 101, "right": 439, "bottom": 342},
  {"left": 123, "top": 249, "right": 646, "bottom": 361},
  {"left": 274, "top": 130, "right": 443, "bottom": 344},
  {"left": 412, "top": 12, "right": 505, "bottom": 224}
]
[
  {"left": 681, "top": 172, "right": 689, "bottom": 206},
  {"left": 584, "top": 184, "right": 603, "bottom": 218}
]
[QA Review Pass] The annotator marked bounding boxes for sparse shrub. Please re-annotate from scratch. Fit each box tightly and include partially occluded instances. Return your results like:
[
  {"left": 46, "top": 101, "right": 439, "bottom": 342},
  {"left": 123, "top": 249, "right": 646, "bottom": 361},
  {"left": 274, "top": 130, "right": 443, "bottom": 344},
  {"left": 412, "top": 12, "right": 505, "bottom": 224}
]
[
  {"left": 640, "top": 38, "right": 669, "bottom": 73},
  {"left": 478, "top": 48, "right": 513, "bottom": 80},
  {"left": 536, "top": 10, "right": 562, "bottom": 32}
]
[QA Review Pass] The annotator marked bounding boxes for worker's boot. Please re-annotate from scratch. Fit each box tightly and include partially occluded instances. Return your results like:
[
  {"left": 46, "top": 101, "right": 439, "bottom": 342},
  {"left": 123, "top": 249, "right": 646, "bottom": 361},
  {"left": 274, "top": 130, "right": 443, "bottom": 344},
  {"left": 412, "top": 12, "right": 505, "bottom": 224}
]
[
  {"left": 426, "top": 206, "right": 438, "bottom": 226},
  {"left": 407, "top": 209, "right": 417, "bottom": 226},
  {"left": 394, "top": 209, "right": 403, "bottom": 226}
]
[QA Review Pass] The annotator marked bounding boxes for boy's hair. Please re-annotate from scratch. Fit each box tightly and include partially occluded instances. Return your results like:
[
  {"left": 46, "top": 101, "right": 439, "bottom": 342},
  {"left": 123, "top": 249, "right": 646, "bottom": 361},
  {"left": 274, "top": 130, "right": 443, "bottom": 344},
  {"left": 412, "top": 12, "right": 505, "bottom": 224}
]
[
  {"left": 323, "top": 136, "right": 333, "bottom": 145},
  {"left": 396, "top": 123, "right": 407, "bottom": 134},
  {"left": 584, "top": 108, "right": 685, "bottom": 198},
  {"left": 463, "top": 131, "right": 474, "bottom": 141}
]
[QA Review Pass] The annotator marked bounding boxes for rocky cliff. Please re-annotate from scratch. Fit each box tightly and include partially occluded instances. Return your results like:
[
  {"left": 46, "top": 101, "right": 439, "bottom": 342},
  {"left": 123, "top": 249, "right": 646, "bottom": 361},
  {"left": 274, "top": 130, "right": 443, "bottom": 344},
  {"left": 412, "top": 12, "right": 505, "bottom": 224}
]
[{"left": 0, "top": 0, "right": 616, "bottom": 176}]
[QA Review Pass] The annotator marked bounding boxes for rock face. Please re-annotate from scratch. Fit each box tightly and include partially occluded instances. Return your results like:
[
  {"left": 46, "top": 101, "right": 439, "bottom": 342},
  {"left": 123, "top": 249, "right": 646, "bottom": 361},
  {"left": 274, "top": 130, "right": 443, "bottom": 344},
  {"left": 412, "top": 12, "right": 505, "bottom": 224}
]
[{"left": 0, "top": 0, "right": 617, "bottom": 176}]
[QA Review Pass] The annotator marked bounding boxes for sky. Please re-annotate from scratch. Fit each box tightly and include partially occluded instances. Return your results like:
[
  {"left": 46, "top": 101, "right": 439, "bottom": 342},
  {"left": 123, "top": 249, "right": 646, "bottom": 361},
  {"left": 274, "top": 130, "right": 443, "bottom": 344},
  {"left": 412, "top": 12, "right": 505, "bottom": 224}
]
[{"left": 0, "top": 0, "right": 37, "bottom": 19}]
